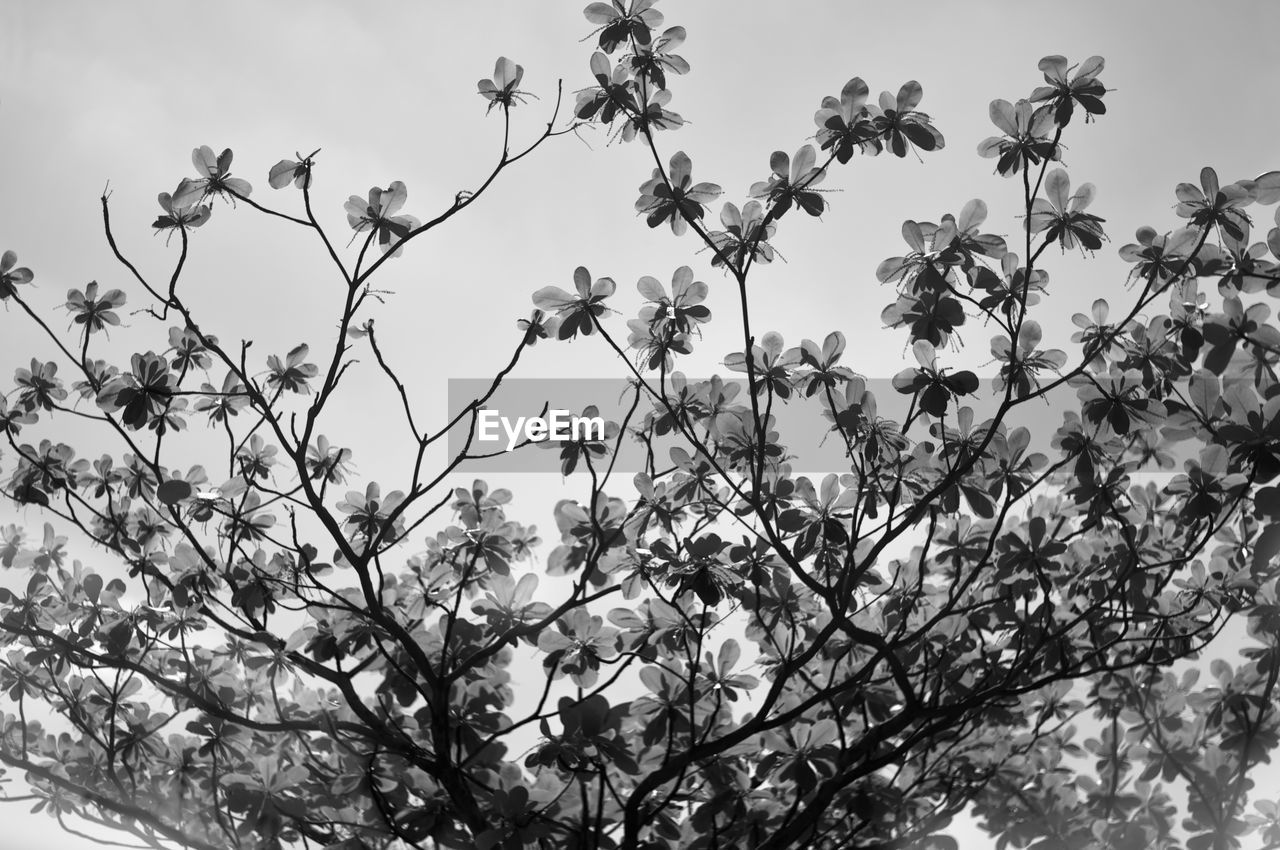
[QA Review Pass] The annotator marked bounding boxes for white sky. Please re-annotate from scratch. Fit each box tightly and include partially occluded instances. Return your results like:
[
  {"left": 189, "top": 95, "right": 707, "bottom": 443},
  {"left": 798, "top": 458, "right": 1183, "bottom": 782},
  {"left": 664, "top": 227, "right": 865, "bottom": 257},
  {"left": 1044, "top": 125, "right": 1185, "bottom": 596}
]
[{"left": 2, "top": 0, "right": 1280, "bottom": 847}]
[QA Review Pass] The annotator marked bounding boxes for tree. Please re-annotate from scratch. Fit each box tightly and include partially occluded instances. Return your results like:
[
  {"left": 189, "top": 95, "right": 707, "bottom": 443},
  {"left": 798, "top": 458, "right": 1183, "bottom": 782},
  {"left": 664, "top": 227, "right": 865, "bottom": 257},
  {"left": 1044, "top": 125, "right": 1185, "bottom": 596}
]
[{"left": 2, "top": 3, "right": 1280, "bottom": 849}]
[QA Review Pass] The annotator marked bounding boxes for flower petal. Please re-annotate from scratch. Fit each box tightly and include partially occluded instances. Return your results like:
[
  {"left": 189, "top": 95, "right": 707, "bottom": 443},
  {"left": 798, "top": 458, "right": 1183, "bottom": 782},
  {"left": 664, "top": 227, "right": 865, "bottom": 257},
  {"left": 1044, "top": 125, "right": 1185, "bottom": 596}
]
[
  {"left": 896, "top": 80, "right": 923, "bottom": 112},
  {"left": 989, "top": 99, "right": 1018, "bottom": 136},
  {"left": 1038, "top": 55, "right": 1069, "bottom": 84},
  {"left": 669, "top": 151, "right": 692, "bottom": 186},
  {"left": 1045, "top": 169, "right": 1070, "bottom": 213},
  {"left": 957, "top": 198, "right": 987, "bottom": 233}
]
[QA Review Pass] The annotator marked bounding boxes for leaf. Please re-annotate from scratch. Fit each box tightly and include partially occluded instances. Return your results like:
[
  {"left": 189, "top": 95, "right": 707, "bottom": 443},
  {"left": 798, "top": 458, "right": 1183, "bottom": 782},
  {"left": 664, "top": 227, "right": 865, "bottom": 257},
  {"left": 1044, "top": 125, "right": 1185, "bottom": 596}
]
[
  {"left": 1254, "top": 525, "right": 1280, "bottom": 574},
  {"left": 896, "top": 80, "right": 923, "bottom": 112},
  {"left": 949, "top": 371, "right": 979, "bottom": 395},
  {"left": 636, "top": 275, "right": 665, "bottom": 301},
  {"left": 1188, "top": 370, "right": 1221, "bottom": 416},
  {"left": 1045, "top": 168, "right": 1070, "bottom": 212},
  {"left": 104, "top": 620, "right": 133, "bottom": 656},
  {"left": 958, "top": 199, "right": 987, "bottom": 233},
  {"left": 268, "top": 159, "right": 304, "bottom": 189},
  {"left": 83, "top": 573, "right": 103, "bottom": 603},
  {"left": 1255, "top": 170, "right": 1280, "bottom": 205},
  {"left": 717, "top": 638, "right": 741, "bottom": 671},
  {"left": 1256, "top": 487, "right": 1280, "bottom": 519},
  {"left": 157, "top": 479, "right": 193, "bottom": 506}
]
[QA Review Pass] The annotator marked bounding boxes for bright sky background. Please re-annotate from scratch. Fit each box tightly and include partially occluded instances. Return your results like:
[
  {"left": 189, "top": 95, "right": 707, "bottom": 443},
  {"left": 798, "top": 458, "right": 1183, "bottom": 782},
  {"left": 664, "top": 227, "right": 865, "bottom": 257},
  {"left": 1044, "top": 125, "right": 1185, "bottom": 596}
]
[{"left": 2, "top": 1, "right": 1280, "bottom": 847}]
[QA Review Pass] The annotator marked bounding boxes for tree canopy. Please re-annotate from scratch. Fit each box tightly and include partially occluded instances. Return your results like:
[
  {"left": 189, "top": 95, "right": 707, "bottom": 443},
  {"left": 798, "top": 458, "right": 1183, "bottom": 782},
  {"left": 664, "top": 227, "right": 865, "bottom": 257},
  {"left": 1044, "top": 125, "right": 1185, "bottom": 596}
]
[{"left": 3, "top": 3, "right": 1280, "bottom": 850}]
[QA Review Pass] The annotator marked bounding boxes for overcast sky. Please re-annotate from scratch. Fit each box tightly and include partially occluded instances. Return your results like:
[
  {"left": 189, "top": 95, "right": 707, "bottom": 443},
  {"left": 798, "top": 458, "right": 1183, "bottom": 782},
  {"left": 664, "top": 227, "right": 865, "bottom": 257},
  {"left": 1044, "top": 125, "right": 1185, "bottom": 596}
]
[{"left": 2, "top": 1, "right": 1280, "bottom": 847}]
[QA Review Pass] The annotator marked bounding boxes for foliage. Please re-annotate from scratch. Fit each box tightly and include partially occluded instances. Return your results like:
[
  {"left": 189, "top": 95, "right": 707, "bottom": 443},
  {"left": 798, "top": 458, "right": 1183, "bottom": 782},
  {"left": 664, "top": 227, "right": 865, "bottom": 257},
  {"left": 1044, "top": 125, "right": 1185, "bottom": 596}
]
[{"left": 3, "top": 5, "right": 1280, "bottom": 850}]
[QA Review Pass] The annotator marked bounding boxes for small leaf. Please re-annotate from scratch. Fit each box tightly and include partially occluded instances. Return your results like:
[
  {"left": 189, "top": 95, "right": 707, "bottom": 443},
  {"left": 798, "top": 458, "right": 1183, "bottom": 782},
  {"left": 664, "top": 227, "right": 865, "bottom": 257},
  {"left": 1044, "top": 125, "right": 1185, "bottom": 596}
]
[
  {"left": 157, "top": 479, "right": 194, "bottom": 506},
  {"left": 83, "top": 573, "right": 103, "bottom": 604},
  {"left": 1254, "top": 525, "right": 1280, "bottom": 574}
]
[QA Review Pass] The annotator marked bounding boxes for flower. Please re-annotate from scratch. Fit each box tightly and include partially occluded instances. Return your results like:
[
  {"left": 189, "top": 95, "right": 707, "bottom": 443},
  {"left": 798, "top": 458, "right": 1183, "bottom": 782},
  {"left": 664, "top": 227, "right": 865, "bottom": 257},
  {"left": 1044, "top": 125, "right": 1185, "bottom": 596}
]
[
  {"left": 11, "top": 439, "right": 82, "bottom": 502},
  {"left": 1028, "top": 168, "right": 1107, "bottom": 252},
  {"left": 117, "top": 452, "right": 157, "bottom": 500},
  {"left": 1174, "top": 166, "right": 1257, "bottom": 242},
  {"left": 14, "top": 359, "right": 68, "bottom": 412},
  {"left": 624, "top": 266, "right": 706, "bottom": 368},
  {"left": 708, "top": 201, "right": 777, "bottom": 270},
  {"left": 574, "top": 52, "right": 637, "bottom": 125},
  {"left": 977, "top": 98, "right": 1059, "bottom": 177},
  {"left": 991, "top": 321, "right": 1067, "bottom": 398},
  {"left": 235, "top": 433, "right": 278, "bottom": 480},
  {"left": 0, "top": 250, "right": 34, "bottom": 300},
  {"left": 663, "top": 532, "right": 739, "bottom": 605},
  {"left": 477, "top": 57, "right": 530, "bottom": 113},
  {"left": 749, "top": 145, "right": 826, "bottom": 218},
  {"left": 700, "top": 639, "right": 759, "bottom": 702},
  {"left": 1030, "top": 55, "right": 1106, "bottom": 127},
  {"left": 627, "top": 25, "right": 688, "bottom": 90},
  {"left": 1166, "top": 445, "right": 1247, "bottom": 522},
  {"left": 635, "top": 151, "right": 721, "bottom": 235},
  {"left": 64, "top": 281, "right": 126, "bottom": 337},
  {"left": 72, "top": 359, "right": 118, "bottom": 400},
  {"left": 451, "top": 479, "right": 512, "bottom": 527},
  {"left": 761, "top": 719, "right": 841, "bottom": 792},
  {"left": 152, "top": 188, "right": 211, "bottom": 235},
  {"left": 617, "top": 87, "right": 683, "bottom": 142},
  {"left": 1217, "top": 222, "right": 1277, "bottom": 295},
  {"left": 343, "top": 181, "right": 421, "bottom": 257},
  {"left": 1076, "top": 368, "right": 1166, "bottom": 437},
  {"left": 1201, "top": 294, "right": 1273, "bottom": 376},
  {"left": 0, "top": 393, "right": 37, "bottom": 436},
  {"left": 796, "top": 331, "right": 857, "bottom": 396},
  {"left": 924, "top": 199, "right": 1008, "bottom": 267},
  {"left": 193, "top": 371, "right": 249, "bottom": 424},
  {"left": 626, "top": 316, "right": 690, "bottom": 371},
  {"left": 305, "top": 435, "right": 354, "bottom": 485},
  {"left": 880, "top": 289, "right": 966, "bottom": 347},
  {"left": 1071, "top": 298, "right": 1125, "bottom": 370},
  {"left": 876, "top": 204, "right": 1004, "bottom": 288},
  {"left": 168, "top": 326, "right": 216, "bottom": 372},
  {"left": 814, "top": 77, "right": 881, "bottom": 163},
  {"left": 516, "top": 309, "right": 561, "bottom": 345},
  {"left": 96, "top": 351, "right": 178, "bottom": 431},
  {"left": 265, "top": 344, "right": 319, "bottom": 395},
  {"left": 875, "top": 220, "right": 937, "bottom": 285},
  {"left": 1117, "top": 226, "right": 1201, "bottom": 286},
  {"left": 693, "top": 375, "right": 746, "bottom": 440},
  {"left": 472, "top": 573, "right": 552, "bottom": 633},
  {"left": 537, "top": 404, "right": 621, "bottom": 475},
  {"left": 337, "top": 482, "right": 407, "bottom": 543},
  {"left": 173, "top": 146, "right": 253, "bottom": 207},
  {"left": 267, "top": 151, "right": 316, "bottom": 190},
  {"left": 890, "top": 339, "right": 980, "bottom": 418},
  {"left": 507, "top": 522, "right": 542, "bottom": 562},
  {"left": 724, "top": 331, "right": 801, "bottom": 399},
  {"left": 645, "top": 372, "right": 708, "bottom": 436},
  {"left": 536, "top": 607, "right": 619, "bottom": 687},
  {"left": 870, "top": 80, "right": 945, "bottom": 158},
  {"left": 583, "top": 0, "right": 664, "bottom": 53},
  {"left": 635, "top": 266, "right": 710, "bottom": 338},
  {"left": 531, "top": 266, "right": 617, "bottom": 340}
]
